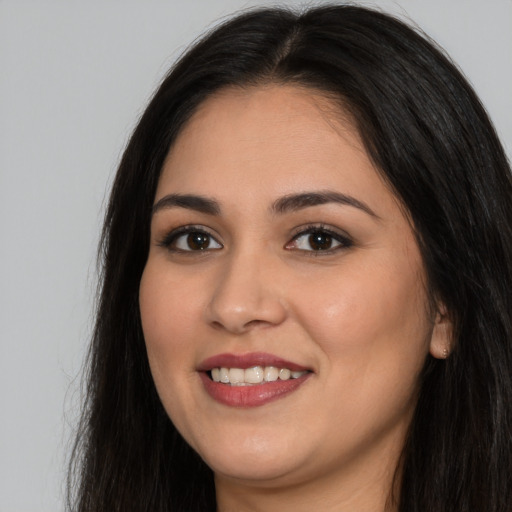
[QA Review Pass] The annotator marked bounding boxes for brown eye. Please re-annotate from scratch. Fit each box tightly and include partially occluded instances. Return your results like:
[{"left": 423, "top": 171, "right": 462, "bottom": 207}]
[
  {"left": 187, "top": 232, "right": 210, "bottom": 250},
  {"left": 308, "top": 232, "right": 333, "bottom": 251},
  {"left": 165, "top": 229, "right": 223, "bottom": 252},
  {"left": 286, "top": 227, "right": 352, "bottom": 253}
]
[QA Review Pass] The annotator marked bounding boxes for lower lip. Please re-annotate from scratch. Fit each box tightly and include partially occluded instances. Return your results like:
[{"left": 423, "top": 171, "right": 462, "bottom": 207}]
[{"left": 199, "top": 372, "right": 311, "bottom": 407}]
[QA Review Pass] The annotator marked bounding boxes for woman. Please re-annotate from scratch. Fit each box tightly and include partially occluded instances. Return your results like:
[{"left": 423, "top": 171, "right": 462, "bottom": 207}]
[{"left": 68, "top": 5, "right": 512, "bottom": 512}]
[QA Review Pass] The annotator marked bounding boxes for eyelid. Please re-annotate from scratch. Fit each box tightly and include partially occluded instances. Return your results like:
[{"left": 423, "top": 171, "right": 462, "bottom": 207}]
[
  {"left": 285, "top": 223, "right": 353, "bottom": 253},
  {"left": 156, "top": 222, "right": 352, "bottom": 254},
  {"left": 157, "top": 224, "right": 223, "bottom": 252}
]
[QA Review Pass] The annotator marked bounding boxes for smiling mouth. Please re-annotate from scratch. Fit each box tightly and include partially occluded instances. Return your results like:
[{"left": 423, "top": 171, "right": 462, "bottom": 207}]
[
  {"left": 198, "top": 352, "right": 313, "bottom": 406},
  {"left": 209, "top": 366, "right": 310, "bottom": 386}
]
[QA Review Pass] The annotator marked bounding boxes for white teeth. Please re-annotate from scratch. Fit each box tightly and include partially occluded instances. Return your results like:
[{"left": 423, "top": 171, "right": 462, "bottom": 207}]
[
  {"left": 210, "top": 366, "right": 308, "bottom": 385},
  {"left": 245, "top": 366, "right": 264, "bottom": 384},
  {"left": 279, "top": 368, "right": 291, "bottom": 380},
  {"left": 229, "top": 368, "right": 245, "bottom": 384},
  {"left": 264, "top": 366, "right": 279, "bottom": 382},
  {"left": 219, "top": 367, "right": 230, "bottom": 383}
]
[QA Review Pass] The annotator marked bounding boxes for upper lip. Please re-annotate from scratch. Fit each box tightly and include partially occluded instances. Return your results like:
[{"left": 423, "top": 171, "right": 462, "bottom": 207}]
[{"left": 197, "top": 352, "right": 311, "bottom": 372}]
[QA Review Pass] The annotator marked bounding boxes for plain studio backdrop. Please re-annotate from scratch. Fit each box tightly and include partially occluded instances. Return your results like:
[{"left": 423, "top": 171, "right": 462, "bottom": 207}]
[{"left": 0, "top": 1, "right": 510, "bottom": 510}]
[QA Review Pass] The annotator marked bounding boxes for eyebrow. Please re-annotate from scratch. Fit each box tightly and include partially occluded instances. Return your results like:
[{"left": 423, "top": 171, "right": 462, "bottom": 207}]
[
  {"left": 151, "top": 190, "right": 378, "bottom": 218},
  {"left": 152, "top": 193, "right": 221, "bottom": 216},
  {"left": 271, "top": 191, "right": 379, "bottom": 218}
]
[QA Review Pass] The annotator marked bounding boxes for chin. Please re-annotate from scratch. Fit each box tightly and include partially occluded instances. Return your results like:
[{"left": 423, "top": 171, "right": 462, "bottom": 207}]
[{"left": 195, "top": 431, "right": 309, "bottom": 483}]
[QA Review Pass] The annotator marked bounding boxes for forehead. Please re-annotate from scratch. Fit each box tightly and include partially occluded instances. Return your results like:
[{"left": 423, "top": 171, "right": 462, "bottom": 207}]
[
  {"left": 166, "top": 84, "right": 357, "bottom": 166},
  {"left": 157, "top": 84, "right": 393, "bottom": 212}
]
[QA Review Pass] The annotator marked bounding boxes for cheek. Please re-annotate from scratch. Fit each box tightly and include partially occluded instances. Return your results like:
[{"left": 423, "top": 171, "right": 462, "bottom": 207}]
[
  {"left": 139, "top": 264, "right": 206, "bottom": 433},
  {"left": 139, "top": 264, "right": 200, "bottom": 376},
  {"left": 292, "top": 255, "right": 431, "bottom": 373},
  {"left": 297, "top": 263, "right": 430, "bottom": 434}
]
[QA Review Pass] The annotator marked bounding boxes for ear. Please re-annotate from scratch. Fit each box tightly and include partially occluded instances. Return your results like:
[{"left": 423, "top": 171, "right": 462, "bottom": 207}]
[{"left": 429, "top": 303, "right": 453, "bottom": 359}]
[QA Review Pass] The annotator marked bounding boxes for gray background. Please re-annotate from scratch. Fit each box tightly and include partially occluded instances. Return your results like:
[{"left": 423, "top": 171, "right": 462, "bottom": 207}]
[{"left": 1, "top": 1, "right": 510, "bottom": 510}]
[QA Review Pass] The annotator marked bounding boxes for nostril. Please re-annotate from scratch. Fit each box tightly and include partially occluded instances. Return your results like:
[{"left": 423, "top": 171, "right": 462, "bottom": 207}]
[
  {"left": 244, "top": 319, "right": 268, "bottom": 329},
  {"left": 210, "top": 321, "right": 225, "bottom": 331},
  {"left": 209, "top": 318, "right": 272, "bottom": 333},
  {"left": 204, "top": 267, "right": 288, "bottom": 333}
]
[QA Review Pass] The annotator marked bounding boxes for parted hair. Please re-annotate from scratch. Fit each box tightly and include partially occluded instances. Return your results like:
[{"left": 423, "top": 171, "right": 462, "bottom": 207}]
[{"left": 68, "top": 4, "right": 512, "bottom": 511}]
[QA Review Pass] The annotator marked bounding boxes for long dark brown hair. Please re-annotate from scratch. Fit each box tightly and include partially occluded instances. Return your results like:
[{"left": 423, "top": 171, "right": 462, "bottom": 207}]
[{"left": 68, "top": 5, "right": 512, "bottom": 511}]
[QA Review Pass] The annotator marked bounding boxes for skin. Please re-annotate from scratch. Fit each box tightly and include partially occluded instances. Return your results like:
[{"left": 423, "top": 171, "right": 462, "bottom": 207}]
[{"left": 139, "top": 85, "right": 451, "bottom": 512}]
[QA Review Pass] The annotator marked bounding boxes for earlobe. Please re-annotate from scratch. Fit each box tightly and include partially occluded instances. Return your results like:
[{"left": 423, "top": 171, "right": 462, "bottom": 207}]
[{"left": 429, "top": 305, "right": 453, "bottom": 359}]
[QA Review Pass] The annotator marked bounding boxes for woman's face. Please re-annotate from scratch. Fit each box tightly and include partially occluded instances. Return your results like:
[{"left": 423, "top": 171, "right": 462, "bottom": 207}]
[{"left": 140, "top": 85, "right": 449, "bottom": 492}]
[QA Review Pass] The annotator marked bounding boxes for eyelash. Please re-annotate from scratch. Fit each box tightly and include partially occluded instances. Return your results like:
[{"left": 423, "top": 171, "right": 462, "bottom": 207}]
[
  {"left": 286, "top": 224, "right": 353, "bottom": 255},
  {"left": 157, "top": 223, "right": 353, "bottom": 255},
  {"left": 158, "top": 225, "right": 222, "bottom": 253}
]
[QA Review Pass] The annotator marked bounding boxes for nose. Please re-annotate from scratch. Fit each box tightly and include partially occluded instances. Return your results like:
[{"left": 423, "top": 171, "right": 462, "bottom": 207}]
[{"left": 205, "top": 250, "right": 287, "bottom": 334}]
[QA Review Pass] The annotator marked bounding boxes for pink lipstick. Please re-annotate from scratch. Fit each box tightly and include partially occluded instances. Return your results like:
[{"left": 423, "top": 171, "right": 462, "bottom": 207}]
[{"left": 198, "top": 352, "right": 312, "bottom": 407}]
